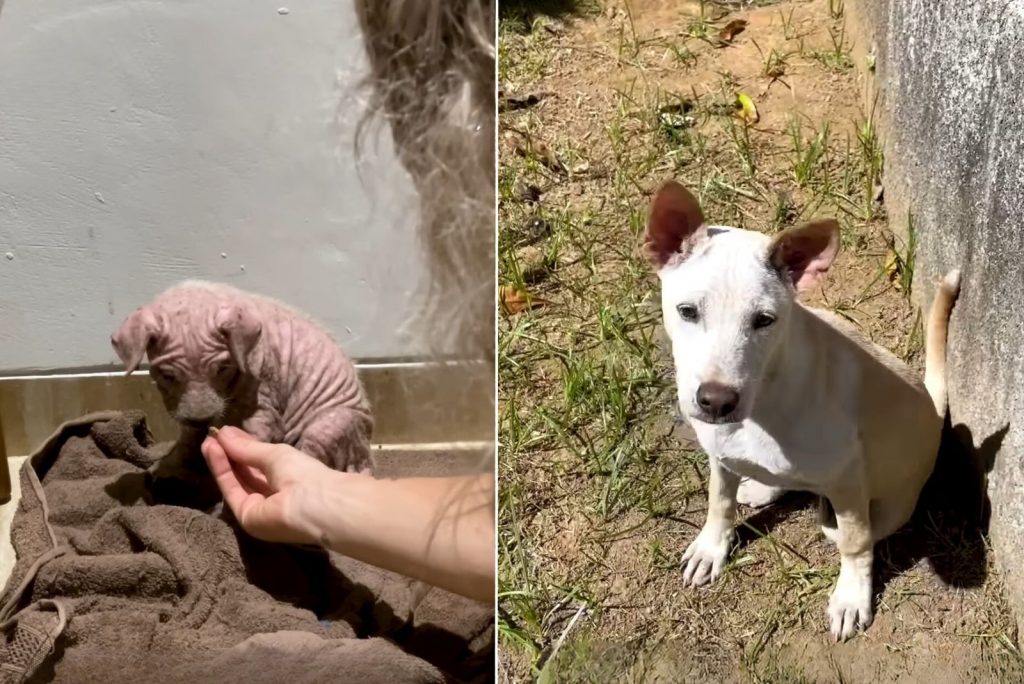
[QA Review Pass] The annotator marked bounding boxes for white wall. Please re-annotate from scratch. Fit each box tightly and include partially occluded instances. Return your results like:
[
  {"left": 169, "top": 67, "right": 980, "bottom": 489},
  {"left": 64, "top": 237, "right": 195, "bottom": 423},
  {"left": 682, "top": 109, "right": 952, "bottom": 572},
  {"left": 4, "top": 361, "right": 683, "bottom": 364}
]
[{"left": 0, "top": 0, "right": 423, "bottom": 374}]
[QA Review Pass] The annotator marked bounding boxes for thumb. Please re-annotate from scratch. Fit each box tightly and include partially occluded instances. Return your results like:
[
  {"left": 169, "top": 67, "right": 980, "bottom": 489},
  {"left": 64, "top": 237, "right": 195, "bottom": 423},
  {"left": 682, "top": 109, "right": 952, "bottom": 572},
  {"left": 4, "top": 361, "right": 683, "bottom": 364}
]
[{"left": 213, "top": 426, "right": 279, "bottom": 470}]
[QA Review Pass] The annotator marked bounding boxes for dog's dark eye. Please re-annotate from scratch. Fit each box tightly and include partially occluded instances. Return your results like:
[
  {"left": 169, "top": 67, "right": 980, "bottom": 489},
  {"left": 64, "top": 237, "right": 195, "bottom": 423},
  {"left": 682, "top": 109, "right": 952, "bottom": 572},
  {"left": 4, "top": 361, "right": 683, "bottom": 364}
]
[
  {"left": 752, "top": 312, "right": 776, "bottom": 329},
  {"left": 213, "top": 361, "right": 236, "bottom": 381},
  {"left": 677, "top": 304, "right": 699, "bottom": 322},
  {"left": 153, "top": 367, "right": 177, "bottom": 383}
]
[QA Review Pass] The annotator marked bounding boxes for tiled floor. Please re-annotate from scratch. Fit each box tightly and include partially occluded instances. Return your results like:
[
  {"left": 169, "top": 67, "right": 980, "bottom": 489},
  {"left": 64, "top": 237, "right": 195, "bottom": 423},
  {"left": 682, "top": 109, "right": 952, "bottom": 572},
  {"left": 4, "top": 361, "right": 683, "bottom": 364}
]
[{"left": 0, "top": 456, "right": 26, "bottom": 589}]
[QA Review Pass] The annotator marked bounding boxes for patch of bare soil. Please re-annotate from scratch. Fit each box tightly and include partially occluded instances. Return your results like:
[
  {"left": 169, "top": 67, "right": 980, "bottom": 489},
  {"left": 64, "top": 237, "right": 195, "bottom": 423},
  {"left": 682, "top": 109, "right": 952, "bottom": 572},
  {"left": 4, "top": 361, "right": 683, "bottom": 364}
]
[{"left": 498, "top": 1, "right": 1022, "bottom": 682}]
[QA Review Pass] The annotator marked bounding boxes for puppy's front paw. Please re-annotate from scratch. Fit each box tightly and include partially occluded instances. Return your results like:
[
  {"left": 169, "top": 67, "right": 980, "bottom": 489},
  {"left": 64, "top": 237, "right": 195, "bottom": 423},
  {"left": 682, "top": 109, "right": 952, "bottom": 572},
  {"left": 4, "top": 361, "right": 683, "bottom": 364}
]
[
  {"left": 681, "top": 527, "right": 733, "bottom": 587},
  {"left": 827, "top": 577, "right": 873, "bottom": 642},
  {"left": 736, "top": 478, "right": 786, "bottom": 508}
]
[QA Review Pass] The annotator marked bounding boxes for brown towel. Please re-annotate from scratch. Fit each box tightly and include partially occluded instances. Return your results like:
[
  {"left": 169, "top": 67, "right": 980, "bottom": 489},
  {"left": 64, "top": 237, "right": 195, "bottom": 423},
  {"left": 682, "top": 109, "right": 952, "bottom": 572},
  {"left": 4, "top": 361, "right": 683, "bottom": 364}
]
[{"left": 0, "top": 411, "right": 493, "bottom": 684}]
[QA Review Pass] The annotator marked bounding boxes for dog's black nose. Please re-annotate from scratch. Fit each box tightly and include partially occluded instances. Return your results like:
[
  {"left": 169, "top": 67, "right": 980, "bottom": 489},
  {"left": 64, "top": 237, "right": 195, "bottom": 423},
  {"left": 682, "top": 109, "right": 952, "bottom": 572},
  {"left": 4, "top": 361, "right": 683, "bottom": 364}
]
[{"left": 696, "top": 382, "right": 740, "bottom": 419}]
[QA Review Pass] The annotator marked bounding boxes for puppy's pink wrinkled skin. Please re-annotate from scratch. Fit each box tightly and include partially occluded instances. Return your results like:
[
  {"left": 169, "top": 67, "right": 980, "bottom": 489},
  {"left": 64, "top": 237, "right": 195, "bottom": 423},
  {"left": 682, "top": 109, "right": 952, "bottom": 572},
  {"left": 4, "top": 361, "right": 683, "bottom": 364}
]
[{"left": 112, "top": 280, "right": 373, "bottom": 474}]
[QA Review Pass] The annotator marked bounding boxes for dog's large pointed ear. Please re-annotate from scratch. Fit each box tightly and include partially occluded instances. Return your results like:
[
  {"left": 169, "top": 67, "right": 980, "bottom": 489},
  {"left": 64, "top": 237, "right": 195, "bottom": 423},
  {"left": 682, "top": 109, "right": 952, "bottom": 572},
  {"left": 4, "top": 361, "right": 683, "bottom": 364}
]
[
  {"left": 768, "top": 219, "right": 840, "bottom": 291},
  {"left": 111, "top": 306, "right": 160, "bottom": 374},
  {"left": 644, "top": 181, "right": 707, "bottom": 269},
  {"left": 216, "top": 302, "right": 262, "bottom": 374}
]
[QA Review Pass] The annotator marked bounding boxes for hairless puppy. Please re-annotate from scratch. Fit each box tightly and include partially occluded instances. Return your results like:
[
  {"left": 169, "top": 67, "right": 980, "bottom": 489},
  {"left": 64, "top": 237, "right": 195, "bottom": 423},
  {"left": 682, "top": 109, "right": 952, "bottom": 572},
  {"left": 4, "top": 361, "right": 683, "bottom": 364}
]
[{"left": 112, "top": 281, "right": 373, "bottom": 497}]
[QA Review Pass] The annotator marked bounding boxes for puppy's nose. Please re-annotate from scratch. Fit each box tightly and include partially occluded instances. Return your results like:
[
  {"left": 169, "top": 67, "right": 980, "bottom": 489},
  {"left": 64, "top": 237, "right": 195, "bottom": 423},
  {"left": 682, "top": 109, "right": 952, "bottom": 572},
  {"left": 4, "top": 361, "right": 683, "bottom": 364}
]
[{"left": 696, "top": 382, "right": 740, "bottom": 419}]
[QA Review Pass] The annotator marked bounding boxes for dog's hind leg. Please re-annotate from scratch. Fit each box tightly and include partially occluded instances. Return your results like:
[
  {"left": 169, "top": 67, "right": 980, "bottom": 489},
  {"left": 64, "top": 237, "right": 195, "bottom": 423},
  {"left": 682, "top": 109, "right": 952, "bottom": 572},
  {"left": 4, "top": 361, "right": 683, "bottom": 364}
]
[
  {"left": 818, "top": 496, "right": 839, "bottom": 544},
  {"left": 297, "top": 407, "right": 374, "bottom": 474},
  {"left": 869, "top": 493, "right": 919, "bottom": 544},
  {"left": 737, "top": 478, "right": 786, "bottom": 508}
]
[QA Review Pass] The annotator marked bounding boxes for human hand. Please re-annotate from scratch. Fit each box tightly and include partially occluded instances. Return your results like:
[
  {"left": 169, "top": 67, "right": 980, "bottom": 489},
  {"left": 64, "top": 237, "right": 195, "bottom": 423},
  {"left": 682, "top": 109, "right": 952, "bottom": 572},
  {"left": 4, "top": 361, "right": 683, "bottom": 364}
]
[{"left": 200, "top": 426, "right": 334, "bottom": 544}]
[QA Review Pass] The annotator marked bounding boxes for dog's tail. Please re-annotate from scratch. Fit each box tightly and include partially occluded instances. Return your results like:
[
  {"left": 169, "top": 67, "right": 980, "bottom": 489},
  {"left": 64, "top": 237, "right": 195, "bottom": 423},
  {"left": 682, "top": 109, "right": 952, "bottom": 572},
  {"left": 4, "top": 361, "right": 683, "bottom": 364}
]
[{"left": 923, "top": 269, "right": 962, "bottom": 416}]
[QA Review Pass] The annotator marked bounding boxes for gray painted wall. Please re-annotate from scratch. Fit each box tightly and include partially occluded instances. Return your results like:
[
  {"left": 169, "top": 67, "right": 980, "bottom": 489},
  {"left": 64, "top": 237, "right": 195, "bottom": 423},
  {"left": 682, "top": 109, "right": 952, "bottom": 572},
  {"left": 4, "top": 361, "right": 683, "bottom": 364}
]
[
  {"left": 0, "top": 0, "right": 423, "bottom": 373},
  {"left": 848, "top": 0, "right": 1024, "bottom": 629}
]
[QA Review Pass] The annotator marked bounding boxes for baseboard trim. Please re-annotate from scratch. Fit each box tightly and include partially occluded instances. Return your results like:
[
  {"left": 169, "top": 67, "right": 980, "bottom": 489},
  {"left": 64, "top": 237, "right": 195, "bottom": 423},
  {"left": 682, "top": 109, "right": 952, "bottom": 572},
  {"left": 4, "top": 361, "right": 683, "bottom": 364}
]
[{"left": 0, "top": 362, "right": 493, "bottom": 458}]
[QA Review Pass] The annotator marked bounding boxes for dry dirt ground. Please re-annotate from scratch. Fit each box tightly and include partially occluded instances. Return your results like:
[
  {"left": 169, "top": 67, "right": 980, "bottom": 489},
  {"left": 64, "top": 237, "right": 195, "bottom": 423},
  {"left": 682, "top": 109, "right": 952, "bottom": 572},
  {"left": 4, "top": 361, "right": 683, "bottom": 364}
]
[{"left": 497, "top": 0, "right": 1024, "bottom": 682}]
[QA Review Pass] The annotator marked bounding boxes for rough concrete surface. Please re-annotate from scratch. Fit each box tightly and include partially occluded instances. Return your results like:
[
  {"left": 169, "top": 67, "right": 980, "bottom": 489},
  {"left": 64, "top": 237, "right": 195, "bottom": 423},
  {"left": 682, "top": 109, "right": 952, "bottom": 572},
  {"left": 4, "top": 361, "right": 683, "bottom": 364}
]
[
  {"left": 0, "top": 0, "right": 422, "bottom": 372},
  {"left": 848, "top": 0, "right": 1024, "bottom": 633}
]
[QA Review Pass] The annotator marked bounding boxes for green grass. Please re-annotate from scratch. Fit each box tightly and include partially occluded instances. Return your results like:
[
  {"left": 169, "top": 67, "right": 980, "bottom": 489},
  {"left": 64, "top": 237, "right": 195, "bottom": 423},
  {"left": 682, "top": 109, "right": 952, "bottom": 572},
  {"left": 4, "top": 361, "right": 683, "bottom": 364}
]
[
  {"left": 856, "top": 115, "right": 884, "bottom": 219},
  {"left": 811, "top": 24, "right": 854, "bottom": 72},
  {"left": 685, "top": 0, "right": 716, "bottom": 41},
  {"left": 887, "top": 209, "right": 917, "bottom": 296},
  {"left": 786, "top": 116, "right": 831, "bottom": 188},
  {"left": 779, "top": 7, "right": 800, "bottom": 40}
]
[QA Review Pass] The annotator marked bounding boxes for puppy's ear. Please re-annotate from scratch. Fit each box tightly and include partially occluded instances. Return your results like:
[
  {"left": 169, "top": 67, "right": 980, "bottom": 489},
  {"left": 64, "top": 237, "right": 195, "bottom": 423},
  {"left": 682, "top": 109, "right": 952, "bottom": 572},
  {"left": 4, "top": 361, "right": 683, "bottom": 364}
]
[
  {"left": 644, "top": 181, "right": 708, "bottom": 269},
  {"left": 111, "top": 306, "right": 160, "bottom": 374},
  {"left": 216, "top": 303, "right": 262, "bottom": 374},
  {"left": 768, "top": 219, "right": 840, "bottom": 291}
]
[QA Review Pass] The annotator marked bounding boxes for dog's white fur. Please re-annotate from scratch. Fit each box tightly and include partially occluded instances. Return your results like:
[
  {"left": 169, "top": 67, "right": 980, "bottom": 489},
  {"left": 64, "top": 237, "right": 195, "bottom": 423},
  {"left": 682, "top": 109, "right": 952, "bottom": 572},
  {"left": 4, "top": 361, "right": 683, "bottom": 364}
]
[{"left": 646, "top": 181, "right": 960, "bottom": 641}]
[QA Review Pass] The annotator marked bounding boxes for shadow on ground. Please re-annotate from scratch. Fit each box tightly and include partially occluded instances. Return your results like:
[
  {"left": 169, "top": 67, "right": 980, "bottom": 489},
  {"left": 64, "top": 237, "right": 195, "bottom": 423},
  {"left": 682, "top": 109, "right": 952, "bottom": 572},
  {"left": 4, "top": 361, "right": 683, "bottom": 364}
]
[{"left": 878, "top": 419, "right": 1008, "bottom": 590}]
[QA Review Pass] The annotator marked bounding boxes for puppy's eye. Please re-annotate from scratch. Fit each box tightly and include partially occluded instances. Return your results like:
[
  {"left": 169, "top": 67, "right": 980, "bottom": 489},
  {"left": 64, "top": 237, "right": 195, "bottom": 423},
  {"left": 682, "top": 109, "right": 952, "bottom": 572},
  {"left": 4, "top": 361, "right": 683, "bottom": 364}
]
[
  {"left": 154, "top": 367, "right": 176, "bottom": 383},
  {"left": 677, "top": 304, "right": 699, "bottom": 322},
  {"left": 213, "top": 361, "right": 236, "bottom": 380},
  {"left": 752, "top": 312, "right": 776, "bottom": 329}
]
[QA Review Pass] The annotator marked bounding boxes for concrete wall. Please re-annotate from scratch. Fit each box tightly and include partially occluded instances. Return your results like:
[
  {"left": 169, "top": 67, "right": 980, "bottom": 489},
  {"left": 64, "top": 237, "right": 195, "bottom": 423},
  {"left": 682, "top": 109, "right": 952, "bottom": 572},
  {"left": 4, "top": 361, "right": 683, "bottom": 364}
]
[
  {"left": 847, "top": 0, "right": 1024, "bottom": 629},
  {"left": 0, "top": 0, "right": 423, "bottom": 374}
]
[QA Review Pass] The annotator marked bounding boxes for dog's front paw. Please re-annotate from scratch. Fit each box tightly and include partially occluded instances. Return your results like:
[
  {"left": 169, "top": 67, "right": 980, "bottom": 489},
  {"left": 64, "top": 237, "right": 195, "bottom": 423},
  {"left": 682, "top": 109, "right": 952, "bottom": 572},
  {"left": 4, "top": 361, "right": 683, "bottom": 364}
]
[
  {"left": 681, "top": 527, "right": 733, "bottom": 587},
  {"left": 736, "top": 478, "right": 786, "bottom": 508},
  {"left": 827, "top": 576, "right": 873, "bottom": 642}
]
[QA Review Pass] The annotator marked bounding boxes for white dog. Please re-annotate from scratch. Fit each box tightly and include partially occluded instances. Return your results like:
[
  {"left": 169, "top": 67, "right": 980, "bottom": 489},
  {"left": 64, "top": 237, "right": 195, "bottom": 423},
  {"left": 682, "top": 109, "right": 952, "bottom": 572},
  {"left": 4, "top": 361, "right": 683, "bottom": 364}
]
[{"left": 645, "top": 180, "right": 960, "bottom": 641}]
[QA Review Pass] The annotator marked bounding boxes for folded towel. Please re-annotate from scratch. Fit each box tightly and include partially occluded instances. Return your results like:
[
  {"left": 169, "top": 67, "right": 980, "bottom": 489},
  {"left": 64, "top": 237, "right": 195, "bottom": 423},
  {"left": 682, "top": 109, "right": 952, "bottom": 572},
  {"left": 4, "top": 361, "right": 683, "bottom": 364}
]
[{"left": 0, "top": 411, "right": 493, "bottom": 684}]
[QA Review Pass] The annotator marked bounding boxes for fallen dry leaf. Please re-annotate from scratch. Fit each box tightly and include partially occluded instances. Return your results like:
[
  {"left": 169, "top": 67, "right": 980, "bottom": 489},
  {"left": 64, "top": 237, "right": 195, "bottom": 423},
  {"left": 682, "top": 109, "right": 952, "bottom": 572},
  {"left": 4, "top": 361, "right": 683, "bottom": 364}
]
[
  {"left": 735, "top": 93, "right": 759, "bottom": 124},
  {"left": 500, "top": 285, "right": 550, "bottom": 315},
  {"left": 718, "top": 19, "right": 748, "bottom": 43}
]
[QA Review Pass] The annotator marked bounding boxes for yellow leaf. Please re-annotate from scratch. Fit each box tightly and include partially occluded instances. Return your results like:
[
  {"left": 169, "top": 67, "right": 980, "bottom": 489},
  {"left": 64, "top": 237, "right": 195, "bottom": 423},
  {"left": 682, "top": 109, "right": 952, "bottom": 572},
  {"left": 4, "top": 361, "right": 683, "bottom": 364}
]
[
  {"left": 885, "top": 249, "right": 903, "bottom": 289},
  {"left": 735, "top": 93, "right": 759, "bottom": 124}
]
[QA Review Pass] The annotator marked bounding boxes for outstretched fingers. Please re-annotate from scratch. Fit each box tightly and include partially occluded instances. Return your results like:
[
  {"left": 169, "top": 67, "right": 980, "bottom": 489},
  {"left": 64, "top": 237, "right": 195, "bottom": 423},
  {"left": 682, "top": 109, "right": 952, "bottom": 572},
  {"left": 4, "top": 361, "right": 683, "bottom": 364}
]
[
  {"left": 211, "top": 426, "right": 281, "bottom": 471},
  {"left": 202, "top": 436, "right": 268, "bottom": 517}
]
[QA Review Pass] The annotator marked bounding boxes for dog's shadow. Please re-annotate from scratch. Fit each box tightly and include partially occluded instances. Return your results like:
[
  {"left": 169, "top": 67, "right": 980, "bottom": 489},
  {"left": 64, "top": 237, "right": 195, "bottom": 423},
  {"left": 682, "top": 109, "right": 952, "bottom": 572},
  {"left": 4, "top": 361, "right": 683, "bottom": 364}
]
[
  {"left": 731, "top": 419, "right": 1008, "bottom": 595},
  {"left": 876, "top": 419, "right": 1007, "bottom": 592}
]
